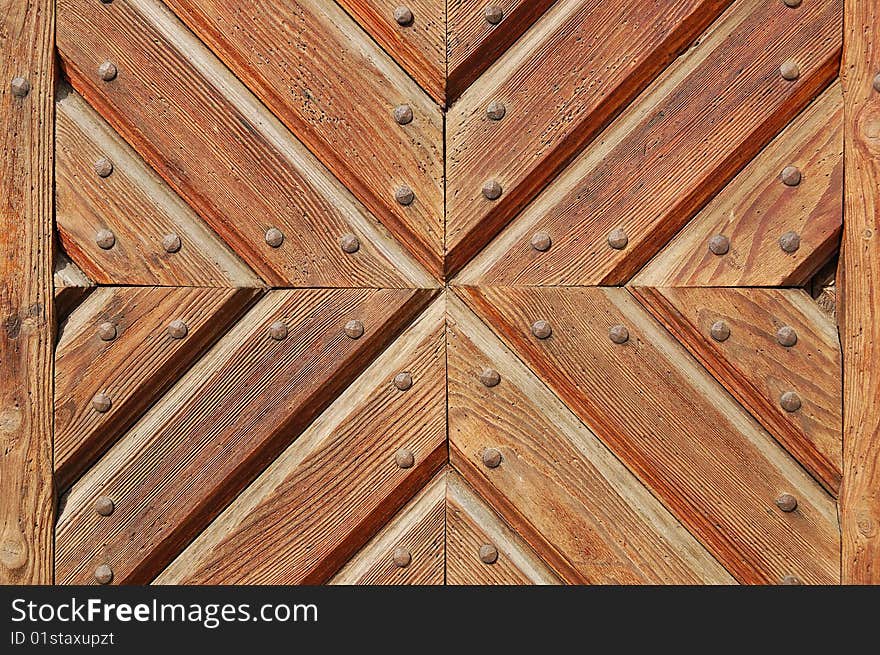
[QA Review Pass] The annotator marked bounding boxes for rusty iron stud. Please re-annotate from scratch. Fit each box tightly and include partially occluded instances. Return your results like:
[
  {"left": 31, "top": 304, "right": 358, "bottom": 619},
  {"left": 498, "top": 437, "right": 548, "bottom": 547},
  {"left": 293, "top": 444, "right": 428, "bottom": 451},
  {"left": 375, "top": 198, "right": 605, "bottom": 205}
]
[
  {"left": 482, "top": 447, "right": 502, "bottom": 468},
  {"left": 710, "top": 320, "right": 730, "bottom": 342},
  {"left": 395, "top": 185, "right": 415, "bottom": 206},
  {"left": 607, "top": 228, "right": 628, "bottom": 250},
  {"left": 779, "top": 231, "right": 801, "bottom": 253},
  {"left": 479, "top": 544, "right": 499, "bottom": 564},
  {"left": 339, "top": 233, "right": 360, "bottom": 254},
  {"left": 95, "top": 228, "right": 116, "bottom": 250},
  {"left": 395, "top": 447, "right": 415, "bottom": 469},
  {"left": 92, "top": 393, "right": 112, "bottom": 413},
  {"left": 11, "top": 76, "right": 30, "bottom": 98},
  {"left": 783, "top": 0, "right": 801, "bottom": 7},
  {"left": 97, "top": 322, "right": 117, "bottom": 341},
  {"left": 393, "top": 5, "right": 413, "bottom": 26},
  {"left": 780, "top": 165, "right": 801, "bottom": 186},
  {"left": 94, "top": 157, "right": 114, "bottom": 178},
  {"left": 531, "top": 320, "right": 552, "bottom": 339},
  {"left": 874, "top": 73, "right": 880, "bottom": 93},
  {"left": 98, "top": 61, "right": 118, "bottom": 81},
  {"left": 486, "top": 100, "right": 506, "bottom": 120},
  {"left": 484, "top": 5, "right": 504, "bottom": 24},
  {"left": 167, "top": 319, "right": 188, "bottom": 339},
  {"left": 781, "top": 574, "right": 802, "bottom": 585},
  {"left": 268, "top": 321, "right": 288, "bottom": 341},
  {"left": 708, "top": 234, "right": 730, "bottom": 256},
  {"left": 482, "top": 179, "right": 502, "bottom": 200},
  {"left": 530, "top": 231, "right": 552, "bottom": 252},
  {"left": 265, "top": 227, "right": 284, "bottom": 248},
  {"left": 775, "top": 493, "right": 798, "bottom": 513},
  {"left": 393, "top": 371, "right": 413, "bottom": 391},
  {"left": 393, "top": 547, "right": 412, "bottom": 567},
  {"left": 345, "top": 319, "right": 364, "bottom": 339},
  {"left": 780, "top": 60, "right": 800, "bottom": 81},
  {"left": 776, "top": 325, "right": 798, "bottom": 347},
  {"left": 479, "top": 368, "right": 501, "bottom": 388},
  {"left": 780, "top": 390, "right": 802, "bottom": 412},
  {"left": 94, "top": 496, "right": 115, "bottom": 516},
  {"left": 162, "top": 233, "right": 182, "bottom": 253},
  {"left": 100, "top": 0, "right": 113, "bottom": 3},
  {"left": 609, "top": 325, "right": 629, "bottom": 344},
  {"left": 393, "top": 104, "right": 413, "bottom": 125},
  {"left": 94, "top": 564, "right": 114, "bottom": 585}
]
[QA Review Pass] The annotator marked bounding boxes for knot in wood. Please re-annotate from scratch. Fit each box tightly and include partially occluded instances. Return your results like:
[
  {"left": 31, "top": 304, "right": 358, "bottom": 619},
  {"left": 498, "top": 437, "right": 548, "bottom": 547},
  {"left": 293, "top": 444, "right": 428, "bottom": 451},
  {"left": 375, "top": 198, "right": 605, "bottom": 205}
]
[
  {"left": 486, "top": 100, "right": 506, "bottom": 120},
  {"left": 95, "top": 228, "right": 116, "bottom": 250},
  {"left": 778, "top": 231, "right": 800, "bottom": 253},
  {"left": 94, "top": 496, "right": 115, "bottom": 516},
  {"left": 94, "top": 564, "right": 114, "bottom": 585},
  {"left": 708, "top": 234, "right": 729, "bottom": 255},
  {"left": 479, "top": 368, "right": 501, "bottom": 387},
  {"left": 479, "top": 544, "right": 499, "bottom": 564},
  {"left": 393, "top": 371, "right": 413, "bottom": 391},
  {"left": 268, "top": 321, "right": 288, "bottom": 341},
  {"left": 482, "top": 179, "right": 502, "bottom": 200},
  {"left": 393, "top": 104, "right": 413, "bottom": 125},
  {"left": 531, "top": 320, "right": 552, "bottom": 339},
  {"left": 10, "top": 77, "right": 30, "bottom": 98},
  {"left": 775, "top": 493, "right": 798, "bottom": 513},
  {"left": 92, "top": 393, "right": 112, "bottom": 413},
  {"left": 484, "top": 5, "right": 504, "bottom": 24},
  {"left": 265, "top": 227, "right": 284, "bottom": 248},
  {"left": 393, "top": 547, "right": 412, "bottom": 567},
  {"left": 395, "top": 447, "right": 415, "bottom": 468},
  {"left": 776, "top": 325, "right": 798, "bottom": 347},
  {"left": 98, "top": 61, "right": 118, "bottom": 81},
  {"left": 395, "top": 185, "right": 415, "bottom": 206},
  {"left": 393, "top": 6, "right": 413, "bottom": 26},
  {"left": 780, "top": 165, "right": 801, "bottom": 186},
  {"left": 344, "top": 319, "right": 364, "bottom": 339},
  {"left": 530, "top": 231, "right": 552, "bottom": 252},
  {"left": 710, "top": 320, "right": 730, "bottom": 342},
  {"left": 162, "top": 233, "right": 182, "bottom": 253},
  {"left": 780, "top": 390, "right": 802, "bottom": 412},
  {"left": 339, "top": 233, "right": 360, "bottom": 254},
  {"left": 482, "top": 447, "right": 502, "bottom": 468},
  {"left": 97, "top": 322, "right": 117, "bottom": 341},
  {"left": 609, "top": 324, "right": 629, "bottom": 344},
  {"left": 167, "top": 319, "right": 188, "bottom": 339}
]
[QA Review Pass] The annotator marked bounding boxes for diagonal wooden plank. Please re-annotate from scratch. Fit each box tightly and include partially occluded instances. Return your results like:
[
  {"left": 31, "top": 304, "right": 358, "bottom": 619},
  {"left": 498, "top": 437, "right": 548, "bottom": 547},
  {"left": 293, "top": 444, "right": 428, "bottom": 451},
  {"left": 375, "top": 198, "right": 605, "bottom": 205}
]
[
  {"left": 57, "top": 0, "right": 434, "bottom": 288},
  {"left": 459, "top": 286, "right": 839, "bottom": 584},
  {"left": 54, "top": 251, "right": 95, "bottom": 324},
  {"left": 633, "top": 287, "right": 842, "bottom": 495},
  {"left": 56, "top": 87, "right": 261, "bottom": 288},
  {"left": 459, "top": 0, "right": 842, "bottom": 286},
  {"left": 54, "top": 286, "right": 261, "bottom": 491},
  {"left": 330, "top": 469, "right": 445, "bottom": 585},
  {"left": 447, "top": 293, "right": 734, "bottom": 584},
  {"left": 57, "top": 288, "right": 434, "bottom": 584},
  {"left": 634, "top": 83, "right": 843, "bottom": 287},
  {"left": 446, "top": 470, "right": 561, "bottom": 586},
  {"left": 161, "top": 0, "right": 444, "bottom": 277},
  {"left": 155, "top": 295, "right": 445, "bottom": 584},
  {"left": 445, "top": 0, "right": 732, "bottom": 276}
]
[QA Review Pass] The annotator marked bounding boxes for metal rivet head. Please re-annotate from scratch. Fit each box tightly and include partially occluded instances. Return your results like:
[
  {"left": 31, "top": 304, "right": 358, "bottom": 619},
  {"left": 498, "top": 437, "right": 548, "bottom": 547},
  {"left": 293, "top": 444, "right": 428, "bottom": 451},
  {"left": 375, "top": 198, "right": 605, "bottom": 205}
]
[
  {"left": 484, "top": 5, "right": 504, "bottom": 24},
  {"left": 393, "top": 372, "right": 413, "bottom": 391},
  {"left": 393, "top": 5, "right": 413, "bottom": 25},
  {"left": 779, "top": 231, "right": 801, "bottom": 253},
  {"left": 167, "top": 319, "right": 188, "bottom": 339},
  {"left": 780, "top": 60, "right": 800, "bottom": 81},
  {"left": 268, "top": 321, "right": 288, "bottom": 341},
  {"left": 395, "top": 447, "right": 414, "bottom": 469},
  {"left": 339, "top": 233, "right": 360, "bottom": 254},
  {"left": 482, "top": 447, "right": 502, "bottom": 468},
  {"left": 780, "top": 390, "right": 802, "bottom": 412},
  {"left": 94, "top": 564, "right": 114, "bottom": 585},
  {"left": 776, "top": 325, "right": 798, "bottom": 347},
  {"left": 874, "top": 73, "right": 880, "bottom": 93},
  {"left": 92, "top": 393, "right": 112, "bottom": 413},
  {"left": 775, "top": 493, "right": 798, "bottom": 512},
  {"left": 486, "top": 100, "right": 506, "bottom": 120},
  {"left": 265, "top": 227, "right": 284, "bottom": 248},
  {"left": 94, "top": 496, "right": 115, "bottom": 516},
  {"left": 162, "top": 233, "right": 181, "bottom": 253},
  {"left": 710, "top": 320, "right": 731, "bottom": 342},
  {"left": 10, "top": 77, "right": 30, "bottom": 98},
  {"left": 783, "top": 0, "right": 802, "bottom": 7},
  {"left": 98, "top": 61, "right": 118, "bottom": 81},
  {"left": 395, "top": 185, "right": 415, "bottom": 206},
  {"left": 531, "top": 320, "right": 552, "bottom": 339},
  {"left": 97, "top": 322, "right": 117, "bottom": 341},
  {"left": 479, "top": 544, "right": 499, "bottom": 564},
  {"left": 479, "top": 368, "right": 501, "bottom": 388},
  {"left": 345, "top": 319, "right": 364, "bottom": 339},
  {"left": 393, "top": 547, "right": 411, "bottom": 568},
  {"left": 95, "top": 228, "right": 116, "bottom": 250},
  {"left": 94, "top": 157, "right": 114, "bottom": 178},
  {"left": 708, "top": 234, "right": 730, "bottom": 255},
  {"left": 607, "top": 228, "right": 629, "bottom": 250},
  {"left": 530, "top": 231, "right": 552, "bottom": 252},
  {"left": 482, "top": 179, "right": 502, "bottom": 200},
  {"left": 781, "top": 574, "right": 802, "bottom": 585},
  {"left": 609, "top": 325, "right": 629, "bottom": 344},
  {"left": 780, "top": 165, "right": 802, "bottom": 186},
  {"left": 393, "top": 104, "right": 413, "bottom": 125}
]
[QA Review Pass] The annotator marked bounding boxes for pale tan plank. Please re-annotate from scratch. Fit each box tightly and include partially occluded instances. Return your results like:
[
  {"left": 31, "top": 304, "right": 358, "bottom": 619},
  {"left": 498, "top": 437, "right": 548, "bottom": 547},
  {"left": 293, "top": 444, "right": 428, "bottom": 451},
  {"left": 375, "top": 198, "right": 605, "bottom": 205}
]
[{"left": 54, "top": 252, "right": 95, "bottom": 324}]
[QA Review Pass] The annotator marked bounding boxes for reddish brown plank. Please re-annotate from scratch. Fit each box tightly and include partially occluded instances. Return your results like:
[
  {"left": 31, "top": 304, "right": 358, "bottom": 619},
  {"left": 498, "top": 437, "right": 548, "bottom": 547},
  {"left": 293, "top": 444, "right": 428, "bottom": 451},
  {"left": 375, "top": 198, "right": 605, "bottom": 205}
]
[
  {"left": 634, "top": 287, "right": 842, "bottom": 495},
  {"left": 54, "top": 287, "right": 260, "bottom": 490},
  {"left": 156, "top": 297, "right": 445, "bottom": 584},
  {"left": 460, "top": 0, "right": 842, "bottom": 286},
  {"left": 445, "top": 0, "right": 732, "bottom": 276},
  {"left": 459, "top": 286, "right": 839, "bottom": 584}
]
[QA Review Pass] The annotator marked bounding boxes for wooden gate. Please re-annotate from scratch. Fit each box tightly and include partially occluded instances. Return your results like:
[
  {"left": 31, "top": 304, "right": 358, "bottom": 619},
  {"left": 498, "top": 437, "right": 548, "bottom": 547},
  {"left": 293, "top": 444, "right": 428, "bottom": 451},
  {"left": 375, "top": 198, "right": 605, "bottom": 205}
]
[{"left": 3, "top": 0, "right": 879, "bottom": 585}]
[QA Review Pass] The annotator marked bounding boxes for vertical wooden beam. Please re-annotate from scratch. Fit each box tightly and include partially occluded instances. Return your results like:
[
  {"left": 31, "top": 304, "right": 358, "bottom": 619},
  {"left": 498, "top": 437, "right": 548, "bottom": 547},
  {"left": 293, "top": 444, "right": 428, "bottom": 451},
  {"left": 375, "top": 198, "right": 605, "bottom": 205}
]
[
  {"left": 0, "top": 0, "right": 55, "bottom": 584},
  {"left": 841, "top": 0, "right": 880, "bottom": 583}
]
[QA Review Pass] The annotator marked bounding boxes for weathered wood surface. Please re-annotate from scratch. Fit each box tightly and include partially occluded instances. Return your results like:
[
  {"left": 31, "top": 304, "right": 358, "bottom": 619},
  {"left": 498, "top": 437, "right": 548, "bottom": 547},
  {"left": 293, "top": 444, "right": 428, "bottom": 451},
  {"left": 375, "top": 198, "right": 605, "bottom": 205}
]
[
  {"left": 459, "top": 0, "right": 842, "bottom": 286},
  {"left": 634, "top": 287, "right": 842, "bottom": 495},
  {"left": 446, "top": 0, "right": 732, "bottom": 275},
  {"left": 54, "top": 287, "right": 260, "bottom": 490},
  {"left": 447, "top": 294, "right": 734, "bottom": 584},
  {"left": 54, "top": 253, "right": 94, "bottom": 324},
  {"left": 459, "top": 287, "right": 839, "bottom": 584},
  {"left": 57, "top": 289, "right": 433, "bottom": 584},
  {"left": 161, "top": 0, "right": 444, "bottom": 276},
  {"left": 635, "top": 84, "right": 843, "bottom": 287},
  {"left": 0, "top": 0, "right": 54, "bottom": 585},
  {"left": 156, "top": 296, "right": 445, "bottom": 584},
  {"left": 841, "top": 0, "right": 880, "bottom": 583},
  {"left": 57, "top": 0, "right": 434, "bottom": 288},
  {"left": 331, "top": 470, "right": 445, "bottom": 585},
  {"left": 56, "top": 88, "right": 261, "bottom": 287}
]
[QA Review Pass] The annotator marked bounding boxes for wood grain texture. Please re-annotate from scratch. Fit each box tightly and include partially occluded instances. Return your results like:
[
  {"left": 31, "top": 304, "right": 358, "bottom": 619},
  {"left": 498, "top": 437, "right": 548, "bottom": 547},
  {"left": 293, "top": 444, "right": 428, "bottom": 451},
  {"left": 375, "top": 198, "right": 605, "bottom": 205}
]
[
  {"left": 633, "top": 287, "right": 842, "bottom": 495},
  {"left": 446, "top": 470, "right": 561, "bottom": 585},
  {"left": 331, "top": 470, "right": 445, "bottom": 585},
  {"left": 447, "top": 294, "right": 734, "bottom": 584},
  {"left": 0, "top": 0, "right": 54, "bottom": 585},
  {"left": 54, "top": 252, "right": 95, "bottom": 324},
  {"left": 56, "top": 88, "right": 261, "bottom": 287},
  {"left": 809, "top": 255, "right": 838, "bottom": 323},
  {"left": 446, "top": 0, "right": 557, "bottom": 102},
  {"left": 445, "top": 0, "right": 732, "bottom": 276},
  {"left": 459, "top": 286, "right": 839, "bottom": 584},
  {"left": 54, "top": 287, "right": 260, "bottom": 490},
  {"left": 161, "top": 0, "right": 444, "bottom": 277},
  {"left": 57, "top": 288, "right": 433, "bottom": 584},
  {"left": 840, "top": 0, "right": 880, "bottom": 583},
  {"left": 634, "top": 83, "right": 843, "bottom": 287},
  {"left": 57, "top": 0, "right": 434, "bottom": 288},
  {"left": 156, "top": 296, "right": 445, "bottom": 584},
  {"left": 459, "top": 0, "right": 842, "bottom": 286},
  {"left": 336, "top": 0, "right": 445, "bottom": 104}
]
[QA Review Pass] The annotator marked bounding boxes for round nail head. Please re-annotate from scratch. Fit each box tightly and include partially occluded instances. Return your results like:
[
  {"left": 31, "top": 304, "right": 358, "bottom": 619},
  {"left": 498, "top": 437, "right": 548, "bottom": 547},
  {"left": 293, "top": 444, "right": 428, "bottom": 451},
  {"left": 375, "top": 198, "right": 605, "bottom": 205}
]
[
  {"left": 779, "top": 231, "right": 801, "bottom": 253},
  {"left": 94, "top": 496, "right": 115, "bottom": 516},
  {"left": 780, "top": 60, "right": 800, "bottom": 81},
  {"left": 393, "top": 371, "right": 413, "bottom": 391},
  {"left": 98, "top": 61, "right": 118, "bottom": 81},
  {"left": 609, "top": 324, "right": 629, "bottom": 344},
  {"left": 484, "top": 5, "right": 504, "bottom": 24},
  {"left": 97, "top": 322, "right": 117, "bottom": 341},
  {"left": 393, "top": 547, "right": 411, "bottom": 568},
  {"left": 482, "top": 447, "right": 502, "bottom": 469},
  {"left": 710, "top": 320, "right": 730, "bottom": 342},
  {"left": 92, "top": 393, "right": 112, "bottom": 413},
  {"left": 162, "top": 233, "right": 182, "bottom": 253},
  {"left": 781, "top": 574, "right": 802, "bottom": 585},
  {"left": 479, "top": 368, "right": 501, "bottom": 388},
  {"left": 776, "top": 325, "right": 798, "bottom": 347},
  {"left": 167, "top": 319, "right": 188, "bottom": 339},
  {"left": 608, "top": 228, "right": 629, "bottom": 250},
  {"left": 708, "top": 234, "right": 730, "bottom": 256},
  {"left": 339, "top": 233, "right": 360, "bottom": 254},
  {"left": 345, "top": 319, "right": 364, "bottom": 339},
  {"left": 94, "top": 157, "right": 114, "bottom": 178},
  {"left": 531, "top": 231, "right": 552, "bottom": 252},
  {"left": 874, "top": 73, "right": 880, "bottom": 93},
  {"left": 394, "top": 6, "right": 413, "bottom": 26},
  {"left": 479, "top": 544, "right": 499, "bottom": 564},
  {"left": 395, "top": 185, "right": 415, "bottom": 206},
  {"left": 776, "top": 493, "right": 798, "bottom": 513},
  {"left": 780, "top": 390, "right": 802, "bottom": 412},
  {"left": 487, "top": 100, "right": 506, "bottom": 120},
  {"left": 482, "top": 179, "right": 502, "bottom": 200},
  {"left": 265, "top": 227, "right": 284, "bottom": 248},
  {"left": 11, "top": 76, "right": 30, "bottom": 98},
  {"left": 95, "top": 228, "right": 116, "bottom": 250},
  {"left": 395, "top": 447, "right": 414, "bottom": 469},
  {"left": 393, "top": 104, "right": 413, "bottom": 125},
  {"left": 531, "top": 320, "right": 552, "bottom": 339},
  {"left": 783, "top": 0, "right": 802, "bottom": 7},
  {"left": 781, "top": 165, "right": 802, "bottom": 186},
  {"left": 268, "top": 321, "right": 288, "bottom": 341},
  {"left": 94, "top": 564, "right": 114, "bottom": 585}
]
